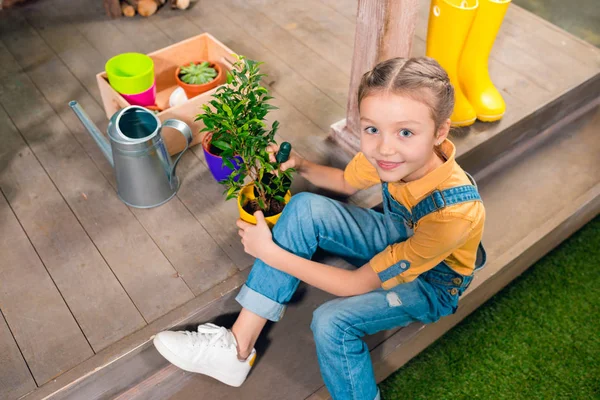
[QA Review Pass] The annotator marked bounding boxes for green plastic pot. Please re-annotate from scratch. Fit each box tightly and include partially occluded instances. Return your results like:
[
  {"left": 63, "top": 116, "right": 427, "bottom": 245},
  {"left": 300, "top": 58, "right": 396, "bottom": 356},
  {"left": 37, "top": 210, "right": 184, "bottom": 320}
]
[{"left": 105, "top": 53, "right": 154, "bottom": 95}]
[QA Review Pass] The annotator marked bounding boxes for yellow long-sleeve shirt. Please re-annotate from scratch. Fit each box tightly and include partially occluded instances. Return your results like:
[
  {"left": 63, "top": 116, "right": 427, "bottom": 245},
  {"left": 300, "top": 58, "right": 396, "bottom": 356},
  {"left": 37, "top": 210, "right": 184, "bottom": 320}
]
[{"left": 344, "top": 140, "right": 485, "bottom": 290}]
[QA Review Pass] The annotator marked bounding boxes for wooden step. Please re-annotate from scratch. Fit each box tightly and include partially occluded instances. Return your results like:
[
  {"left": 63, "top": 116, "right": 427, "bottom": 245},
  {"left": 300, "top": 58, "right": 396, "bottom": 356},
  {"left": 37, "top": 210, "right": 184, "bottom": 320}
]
[
  {"left": 126, "top": 101, "right": 600, "bottom": 400},
  {"left": 21, "top": 92, "right": 600, "bottom": 400},
  {"left": 120, "top": 101, "right": 600, "bottom": 400}
]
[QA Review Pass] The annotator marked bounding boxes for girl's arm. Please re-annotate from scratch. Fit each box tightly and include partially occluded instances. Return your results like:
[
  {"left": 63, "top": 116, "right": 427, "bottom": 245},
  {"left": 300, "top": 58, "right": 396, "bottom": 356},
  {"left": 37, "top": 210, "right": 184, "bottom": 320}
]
[
  {"left": 260, "top": 243, "right": 381, "bottom": 297},
  {"left": 298, "top": 159, "right": 358, "bottom": 196},
  {"left": 267, "top": 144, "right": 358, "bottom": 196}
]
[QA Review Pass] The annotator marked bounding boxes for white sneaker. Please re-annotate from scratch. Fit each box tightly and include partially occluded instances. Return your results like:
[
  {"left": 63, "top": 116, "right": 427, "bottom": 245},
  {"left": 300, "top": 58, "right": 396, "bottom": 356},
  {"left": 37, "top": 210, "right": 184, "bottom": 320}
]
[{"left": 153, "top": 323, "right": 256, "bottom": 387}]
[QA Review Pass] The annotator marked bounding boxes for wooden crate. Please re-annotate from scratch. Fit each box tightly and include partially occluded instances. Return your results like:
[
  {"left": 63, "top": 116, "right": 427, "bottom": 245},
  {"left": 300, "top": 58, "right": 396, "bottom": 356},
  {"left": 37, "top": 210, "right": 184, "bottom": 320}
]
[{"left": 96, "top": 33, "right": 236, "bottom": 155}]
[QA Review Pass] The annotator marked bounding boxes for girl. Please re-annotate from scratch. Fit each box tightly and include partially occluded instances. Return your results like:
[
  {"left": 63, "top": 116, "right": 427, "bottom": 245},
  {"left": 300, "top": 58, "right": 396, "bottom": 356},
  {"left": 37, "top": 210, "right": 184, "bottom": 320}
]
[{"left": 153, "top": 57, "right": 486, "bottom": 400}]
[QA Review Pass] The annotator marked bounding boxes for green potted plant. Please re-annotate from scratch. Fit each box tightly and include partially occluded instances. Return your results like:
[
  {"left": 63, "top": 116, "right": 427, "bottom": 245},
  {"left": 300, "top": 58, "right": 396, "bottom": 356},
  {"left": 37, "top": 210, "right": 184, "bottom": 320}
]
[
  {"left": 175, "top": 61, "right": 224, "bottom": 99},
  {"left": 196, "top": 55, "right": 294, "bottom": 227}
]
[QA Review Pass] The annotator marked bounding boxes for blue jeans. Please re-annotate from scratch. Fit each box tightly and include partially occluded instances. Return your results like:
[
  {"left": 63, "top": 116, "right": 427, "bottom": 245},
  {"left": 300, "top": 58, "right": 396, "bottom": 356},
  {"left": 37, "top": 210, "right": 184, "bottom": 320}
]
[{"left": 236, "top": 192, "right": 477, "bottom": 400}]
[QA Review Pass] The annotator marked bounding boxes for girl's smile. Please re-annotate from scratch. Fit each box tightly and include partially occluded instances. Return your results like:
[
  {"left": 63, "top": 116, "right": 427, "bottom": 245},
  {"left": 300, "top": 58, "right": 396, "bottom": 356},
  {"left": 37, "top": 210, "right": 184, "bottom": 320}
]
[{"left": 376, "top": 160, "right": 405, "bottom": 170}]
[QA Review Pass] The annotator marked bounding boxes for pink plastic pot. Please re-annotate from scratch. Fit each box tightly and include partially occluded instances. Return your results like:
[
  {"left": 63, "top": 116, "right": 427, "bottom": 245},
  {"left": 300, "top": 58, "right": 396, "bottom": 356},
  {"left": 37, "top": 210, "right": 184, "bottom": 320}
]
[{"left": 120, "top": 81, "right": 157, "bottom": 107}]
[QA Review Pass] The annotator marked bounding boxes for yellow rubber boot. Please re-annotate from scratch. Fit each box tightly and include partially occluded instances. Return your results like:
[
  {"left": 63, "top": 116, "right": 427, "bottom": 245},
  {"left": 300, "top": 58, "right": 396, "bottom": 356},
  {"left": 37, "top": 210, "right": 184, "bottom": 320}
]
[
  {"left": 426, "top": 0, "right": 479, "bottom": 127},
  {"left": 458, "top": 0, "right": 511, "bottom": 122}
]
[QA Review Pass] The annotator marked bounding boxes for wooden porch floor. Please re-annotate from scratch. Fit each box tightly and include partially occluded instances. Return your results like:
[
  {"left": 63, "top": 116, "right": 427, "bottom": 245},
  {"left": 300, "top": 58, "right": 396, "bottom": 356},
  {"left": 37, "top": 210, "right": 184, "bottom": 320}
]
[{"left": 0, "top": 0, "right": 598, "bottom": 399}]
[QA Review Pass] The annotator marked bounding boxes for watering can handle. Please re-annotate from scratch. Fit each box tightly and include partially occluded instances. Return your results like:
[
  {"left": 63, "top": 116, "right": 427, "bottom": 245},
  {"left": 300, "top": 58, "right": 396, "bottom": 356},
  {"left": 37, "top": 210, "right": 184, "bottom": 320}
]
[{"left": 162, "top": 119, "right": 193, "bottom": 184}]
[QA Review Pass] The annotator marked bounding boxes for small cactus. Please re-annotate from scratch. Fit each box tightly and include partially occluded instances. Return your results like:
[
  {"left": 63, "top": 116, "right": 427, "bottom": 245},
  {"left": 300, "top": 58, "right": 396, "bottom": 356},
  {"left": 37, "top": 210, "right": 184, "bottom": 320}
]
[{"left": 179, "top": 62, "right": 217, "bottom": 85}]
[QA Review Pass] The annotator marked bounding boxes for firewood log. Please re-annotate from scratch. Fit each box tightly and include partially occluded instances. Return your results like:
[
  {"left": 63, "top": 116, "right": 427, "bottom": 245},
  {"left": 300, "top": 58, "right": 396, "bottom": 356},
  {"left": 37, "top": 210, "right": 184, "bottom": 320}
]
[
  {"left": 170, "top": 0, "right": 190, "bottom": 10},
  {"left": 121, "top": 2, "right": 135, "bottom": 17},
  {"left": 124, "top": 0, "right": 163, "bottom": 17}
]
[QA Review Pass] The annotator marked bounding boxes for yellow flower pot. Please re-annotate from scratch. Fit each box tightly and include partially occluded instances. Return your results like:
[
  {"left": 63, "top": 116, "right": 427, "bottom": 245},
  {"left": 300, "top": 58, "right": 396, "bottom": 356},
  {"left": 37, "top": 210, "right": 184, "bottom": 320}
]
[{"left": 237, "top": 184, "right": 292, "bottom": 229}]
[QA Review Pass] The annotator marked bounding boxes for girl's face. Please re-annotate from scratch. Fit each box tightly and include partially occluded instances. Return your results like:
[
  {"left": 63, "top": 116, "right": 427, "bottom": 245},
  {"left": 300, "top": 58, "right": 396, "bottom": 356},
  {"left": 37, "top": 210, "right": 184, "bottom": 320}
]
[{"left": 359, "top": 91, "right": 449, "bottom": 183}]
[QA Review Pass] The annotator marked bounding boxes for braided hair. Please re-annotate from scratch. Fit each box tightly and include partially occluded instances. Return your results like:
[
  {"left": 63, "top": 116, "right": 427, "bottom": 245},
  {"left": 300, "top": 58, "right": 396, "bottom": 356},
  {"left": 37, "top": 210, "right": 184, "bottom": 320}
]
[{"left": 358, "top": 57, "right": 454, "bottom": 132}]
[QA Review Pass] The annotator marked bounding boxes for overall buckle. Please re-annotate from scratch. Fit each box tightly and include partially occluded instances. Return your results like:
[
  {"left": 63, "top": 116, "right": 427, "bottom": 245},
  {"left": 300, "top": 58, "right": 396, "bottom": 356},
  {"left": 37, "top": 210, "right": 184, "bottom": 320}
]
[{"left": 431, "top": 189, "right": 447, "bottom": 210}]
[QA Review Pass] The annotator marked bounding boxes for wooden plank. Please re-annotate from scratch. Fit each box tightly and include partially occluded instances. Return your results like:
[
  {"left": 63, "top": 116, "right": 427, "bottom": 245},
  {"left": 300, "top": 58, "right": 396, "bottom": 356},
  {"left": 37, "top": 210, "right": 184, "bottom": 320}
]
[
  {"left": 0, "top": 310, "right": 36, "bottom": 400},
  {"left": 319, "top": 0, "right": 357, "bottom": 21},
  {"left": 149, "top": 4, "right": 203, "bottom": 45},
  {"left": 456, "top": 75, "right": 600, "bottom": 179},
  {"left": 504, "top": 5, "right": 600, "bottom": 69},
  {"left": 22, "top": 0, "right": 239, "bottom": 298},
  {"left": 0, "top": 23, "right": 195, "bottom": 324},
  {"left": 106, "top": 5, "right": 173, "bottom": 54},
  {"left": 500, "top": 16, "right": 599, "bottom": 78},
  {"left": 22, "top": 0, "right": 107, "bottom": 103},
  {"left": 247, "top": 0, "right": 354, "bottom": 76},
  {"left": 0, "top": 40, "right": 21, "bottom": 80},
  {"left": 0, "top": 155, "right": 93, "bottom": 385},
  {"left": 0, "top": 67, "right": 146, "bottom": 357},
  {"left": 282, "top": 0, "right": 357, "bottom": 47},
  {"left": 476, "top": 103, "right": 600, "bottom": 256},
  {"left": 173, "top": 152, "right": 255, "bottom": 269},
  {"left": 213, "top": 0, "right": 350, "bottom": 108},
  {"left": 19, "top": 270, "right": 250, "bottom": 400},
  {"left": 0, "top": 95, "right": 146, "bottom": 352},
  {"left": 182, "top": 0, "right": 346, "bottom": 134}
]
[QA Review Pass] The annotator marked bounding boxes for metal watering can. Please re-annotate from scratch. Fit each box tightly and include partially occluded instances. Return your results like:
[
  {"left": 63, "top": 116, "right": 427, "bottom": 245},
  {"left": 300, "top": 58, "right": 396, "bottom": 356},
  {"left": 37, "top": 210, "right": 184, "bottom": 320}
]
[{"left": 69, "top": 101, "right": 192, "bottom": 208}]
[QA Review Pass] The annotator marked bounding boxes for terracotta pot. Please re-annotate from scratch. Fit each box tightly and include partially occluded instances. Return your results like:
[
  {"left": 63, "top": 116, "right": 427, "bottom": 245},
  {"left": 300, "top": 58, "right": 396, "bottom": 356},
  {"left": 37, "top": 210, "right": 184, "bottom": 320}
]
[
  {"left": 175, "top": 61, "right": 224, "bottom": 99},
  {"left": 237, "top": 184, "right": 292, "bottom": 229}
]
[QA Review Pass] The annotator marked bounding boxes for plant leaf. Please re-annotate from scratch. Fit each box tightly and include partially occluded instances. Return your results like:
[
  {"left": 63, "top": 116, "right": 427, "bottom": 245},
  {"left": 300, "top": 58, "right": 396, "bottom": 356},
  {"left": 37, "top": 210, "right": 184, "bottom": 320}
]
[{"left": 212, "top": 141, "right": 232, "bottom": 151}]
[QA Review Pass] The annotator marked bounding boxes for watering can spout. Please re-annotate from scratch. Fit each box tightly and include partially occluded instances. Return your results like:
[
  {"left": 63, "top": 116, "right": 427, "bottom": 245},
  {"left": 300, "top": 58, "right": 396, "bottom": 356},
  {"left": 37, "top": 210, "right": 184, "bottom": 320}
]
[{"left": 69, "top": 100, "right": 114, "bottom": 167}]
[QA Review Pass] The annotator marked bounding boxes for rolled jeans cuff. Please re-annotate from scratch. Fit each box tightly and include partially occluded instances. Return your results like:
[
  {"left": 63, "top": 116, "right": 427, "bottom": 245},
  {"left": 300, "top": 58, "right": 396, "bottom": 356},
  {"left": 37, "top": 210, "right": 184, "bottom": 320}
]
[{"left": 235, "top": 284, "right": 286, "bottom": 322}]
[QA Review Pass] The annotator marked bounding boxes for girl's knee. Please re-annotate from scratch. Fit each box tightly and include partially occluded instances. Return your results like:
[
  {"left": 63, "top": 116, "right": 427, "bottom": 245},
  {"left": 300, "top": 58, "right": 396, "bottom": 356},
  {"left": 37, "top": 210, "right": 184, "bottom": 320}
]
[
  {"left": 310, "top": 300, "right": 349, "bottom": 342},
  {"left": 285, "top": 192, "right": 327, "bottom": 216},
  {"left": 275, "top": 193, "right": 332, "bottom": 235}
]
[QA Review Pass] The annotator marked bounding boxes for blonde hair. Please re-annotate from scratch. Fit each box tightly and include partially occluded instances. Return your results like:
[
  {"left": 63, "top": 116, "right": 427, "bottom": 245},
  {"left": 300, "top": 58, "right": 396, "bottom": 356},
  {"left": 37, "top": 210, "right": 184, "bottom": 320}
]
[{"left": 358, "top": 57, "right": 454, "bottom": 132}]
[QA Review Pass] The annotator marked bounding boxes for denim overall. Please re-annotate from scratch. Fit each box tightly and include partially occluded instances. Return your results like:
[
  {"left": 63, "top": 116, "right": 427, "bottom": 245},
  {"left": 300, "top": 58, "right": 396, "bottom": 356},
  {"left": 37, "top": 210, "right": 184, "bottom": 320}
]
[{"left": 236, "top": 176, "right": 486, "bottom": 400}]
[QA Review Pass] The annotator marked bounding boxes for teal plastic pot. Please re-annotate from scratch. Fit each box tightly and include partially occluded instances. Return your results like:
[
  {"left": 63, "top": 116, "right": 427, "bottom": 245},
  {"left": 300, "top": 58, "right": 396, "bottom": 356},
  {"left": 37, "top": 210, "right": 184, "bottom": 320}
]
[{"left": 105, "top": 53, "right": 154, "bottom": 95}]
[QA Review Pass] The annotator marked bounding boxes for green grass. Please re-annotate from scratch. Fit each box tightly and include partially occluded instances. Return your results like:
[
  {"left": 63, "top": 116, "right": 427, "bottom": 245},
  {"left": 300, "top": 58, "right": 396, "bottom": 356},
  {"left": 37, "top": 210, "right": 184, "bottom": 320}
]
[{"left": 380, "top": 216, "right": 600, "bottom": 399}]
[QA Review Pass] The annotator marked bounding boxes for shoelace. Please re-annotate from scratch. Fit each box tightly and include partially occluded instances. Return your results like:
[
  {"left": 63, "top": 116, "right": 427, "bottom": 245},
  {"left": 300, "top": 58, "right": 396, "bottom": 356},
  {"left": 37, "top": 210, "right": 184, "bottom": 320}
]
[{"left": 183, "top": 323, "right": 235, "bottom": 350}]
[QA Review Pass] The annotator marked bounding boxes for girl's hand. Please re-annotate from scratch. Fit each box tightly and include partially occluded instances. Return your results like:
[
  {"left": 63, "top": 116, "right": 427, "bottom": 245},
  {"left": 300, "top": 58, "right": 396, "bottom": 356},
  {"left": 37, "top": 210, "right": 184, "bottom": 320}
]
[
  {"left": 236, "top": 211, "right": 276, "bottom": 259},
  {"left": 267, "top": 143, "right": 304, "bottom": 173}
]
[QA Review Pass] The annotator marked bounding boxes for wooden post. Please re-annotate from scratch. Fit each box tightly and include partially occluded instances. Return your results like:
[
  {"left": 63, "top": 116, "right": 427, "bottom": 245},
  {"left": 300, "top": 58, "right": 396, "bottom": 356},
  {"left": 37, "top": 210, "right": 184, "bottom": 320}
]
[{"left": 330, "top": 0, "right": 420, "bottom": 155}]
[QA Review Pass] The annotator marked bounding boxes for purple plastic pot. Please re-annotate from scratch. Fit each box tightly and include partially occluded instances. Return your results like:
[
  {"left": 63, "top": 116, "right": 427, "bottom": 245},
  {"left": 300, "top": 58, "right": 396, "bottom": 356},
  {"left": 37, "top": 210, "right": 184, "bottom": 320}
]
[{"left": 202, "top": 133, "right": 242, "bottom": 182}]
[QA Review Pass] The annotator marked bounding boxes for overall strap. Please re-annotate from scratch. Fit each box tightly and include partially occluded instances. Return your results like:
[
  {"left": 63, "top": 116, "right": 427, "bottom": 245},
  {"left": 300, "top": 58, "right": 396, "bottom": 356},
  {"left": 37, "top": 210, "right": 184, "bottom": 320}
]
[
  {"left": 411, "top": 172, "right": 487, "bottom": 272},
  {"left": 412, "top": 184, "right": 481, "bottom": 225}
]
